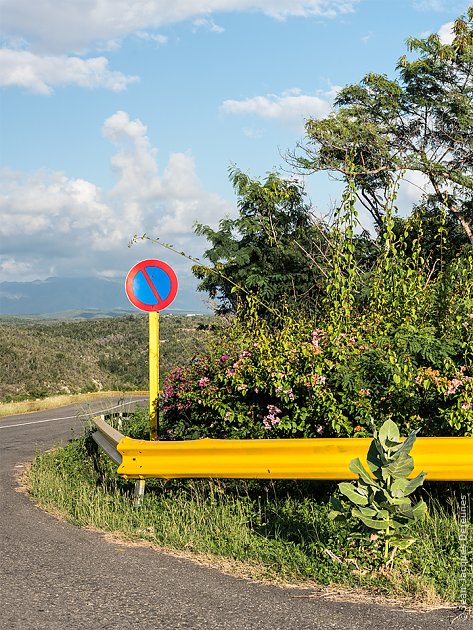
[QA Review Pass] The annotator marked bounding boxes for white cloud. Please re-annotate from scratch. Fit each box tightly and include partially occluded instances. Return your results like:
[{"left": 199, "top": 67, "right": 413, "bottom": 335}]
[
  {"left": 437, "top": 21, "right": 455, "bottom": 44},
  {"left": 0, "top": 170, "right": 113, "bottom": 240},
  {"left": 1, "top": 1, "right": 359, "bottom": 55},
  {"left": 135, "top": 31, "right": 168, "bottom": 45},
  {"left": 0, "top": 49, "right": 138, "bottom": 94},
  {"left": 102, "top": 111, "right": 231, "bottom": 237},
  {"left": 397, "top": 171, "right": 433, "bottom": 210},
  {"left": 192, "top": 18, "right": 225, "bottom": 33},
  {"left": 0, "top": 112, "right": 233, "bottom": 281},
  {"left": 1, "top": 1, "right": 358, "bottom": 94},
  {"left": 0, "top": 259, "right": 35, "bottom": 278},
  {"left": 222, "top": 88, "right": 335, "bottom": 129},
  {"left": 243, "top": 127, "right": 264, "bottom": 139}
]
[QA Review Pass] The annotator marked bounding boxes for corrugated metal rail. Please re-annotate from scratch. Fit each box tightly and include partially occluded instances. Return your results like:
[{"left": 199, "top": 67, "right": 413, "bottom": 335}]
[
  {"left": 91, "top": 415, "right": 123, "bottom": 465},
  {"left": 91, "top": 417, "right": 473, "bottom": 481}
]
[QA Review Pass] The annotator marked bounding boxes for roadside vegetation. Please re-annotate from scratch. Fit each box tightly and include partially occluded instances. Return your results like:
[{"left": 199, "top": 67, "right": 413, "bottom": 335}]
[
  {"left": 0, "top": 391, "right": 147, "bottom": 417},
  {"left": 27, "top": 411, "right": 471, "bottom": 605},
  {"left": 25, "top": 10, "right": 473, "bottom": 606},
  {"left": 0, "top": 314, "right": 213, "bottom": 403}
]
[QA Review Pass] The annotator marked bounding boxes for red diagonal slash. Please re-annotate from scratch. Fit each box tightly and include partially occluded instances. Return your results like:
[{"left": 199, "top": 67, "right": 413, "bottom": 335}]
[{"left": 141, "top": 267, "right": 163, "bottom": 304}]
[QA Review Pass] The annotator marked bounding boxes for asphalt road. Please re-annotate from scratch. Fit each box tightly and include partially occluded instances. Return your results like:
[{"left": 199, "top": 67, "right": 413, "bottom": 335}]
[{"left": 0, "top": 399, "right": 468, "bottom": 629}]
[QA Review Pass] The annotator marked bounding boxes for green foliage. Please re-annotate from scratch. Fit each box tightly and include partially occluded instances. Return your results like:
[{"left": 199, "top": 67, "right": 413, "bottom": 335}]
[
  {"left": 294, "top": 7, "right": 473, "bottom": 244},
  {"left": 163, "top": 176, "right": 473, "bottom": 440},
  {"left": 193, "top": 167, "right": 329, "bottom": 317},
  {"left": 0, "top": 314, "right": 213, "bottom": 401},
  {"left": 27, "top": 431, "right": 472, "bottom": 603},
  {"left": 329, "top": 420, "right": 427, "bottom": 565},
  {"left": 105, "top": 407, "right": 151, "bottom": 440}
]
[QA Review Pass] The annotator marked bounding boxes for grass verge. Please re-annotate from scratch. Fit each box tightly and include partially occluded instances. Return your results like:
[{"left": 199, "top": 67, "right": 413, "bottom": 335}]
[
  {"left": 0, "top": 391, "right": 148, "bottom": 417},
  {"left": 25, "top": 427, "right": 472, "bottom": 607}
]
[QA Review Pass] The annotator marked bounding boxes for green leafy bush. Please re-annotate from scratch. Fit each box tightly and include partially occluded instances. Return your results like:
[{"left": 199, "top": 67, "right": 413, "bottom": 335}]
[
  {"left": 329, "top": 419, "right": 427, "bottom": 565},
  {"left": 161, "top": 177, "right": 473, "bottom": 440},
  {"left": 161, "top": 315, "right": 472, "bottom": 440}
]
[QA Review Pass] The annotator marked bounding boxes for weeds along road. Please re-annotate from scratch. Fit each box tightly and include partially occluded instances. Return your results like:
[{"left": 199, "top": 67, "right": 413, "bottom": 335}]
[{"left": 0, "top": 399, "right": 463, "bottom": 630}]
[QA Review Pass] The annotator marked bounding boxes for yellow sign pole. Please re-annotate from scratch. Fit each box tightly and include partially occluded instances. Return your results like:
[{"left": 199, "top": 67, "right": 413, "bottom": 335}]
[{"left": 149, "top": 311, "right": 159, "bottom": 440}]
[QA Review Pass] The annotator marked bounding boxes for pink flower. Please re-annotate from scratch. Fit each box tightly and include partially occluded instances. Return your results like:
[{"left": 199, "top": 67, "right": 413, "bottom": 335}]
[
  {"left": 311, "top": 329, "right": 325, "bottom": 351},
  {"left": 263, "top": 404, "right": 282, "bottom": 429},
  {"left": 311, "top": 374, "right": 326, "bottom": 387},
  {"left": 446, "top": 378, "right": 462, "bottom": 395},
  {"left": 285, "top": 388, "right": 295, "bottom": 400},
  {"left": 198, "top": 377, "right": 210, "bottom": 388}
]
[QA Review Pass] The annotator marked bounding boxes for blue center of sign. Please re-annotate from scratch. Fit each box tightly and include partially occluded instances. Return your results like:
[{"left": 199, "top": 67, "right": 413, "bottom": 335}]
[{"left": 132, "top": 266, "right": 172, "bottom": 305}]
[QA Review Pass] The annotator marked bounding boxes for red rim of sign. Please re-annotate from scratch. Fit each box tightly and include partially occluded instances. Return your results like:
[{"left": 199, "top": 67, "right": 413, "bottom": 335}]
[{"left": 125, "top": 259, "right": 178, "bottom": 312}]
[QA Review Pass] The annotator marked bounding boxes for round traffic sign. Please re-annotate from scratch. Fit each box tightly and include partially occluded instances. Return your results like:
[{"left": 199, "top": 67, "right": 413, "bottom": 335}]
[{"left": 125, "top": 259, "right": 178, "bottom": 312}]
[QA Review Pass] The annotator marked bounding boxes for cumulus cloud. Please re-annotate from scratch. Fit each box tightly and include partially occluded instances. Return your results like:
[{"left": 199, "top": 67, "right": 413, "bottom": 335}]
[
  {"left": 1, "top": 1, "right": 358, "bottom": 94},
  {"left": 1, "top": 1, "right": 359, "bottom": 54},
  {"left": 437, "top": 21, "right": 455, "bottom": 44},
  {"left": 222, "top": 88, "right": 336, "bottom": 129},
  {"left": 0, "top": 49, "right": 138, "bottom": 94},
  {"left": 0, "top": 112, "right": 233, "bottom": 281},
  {"left": 101, "top": 111, "right": 231, "bottom": 237},
  {"left": 0, "top": 170, "right": 114, "bottom": 250}
]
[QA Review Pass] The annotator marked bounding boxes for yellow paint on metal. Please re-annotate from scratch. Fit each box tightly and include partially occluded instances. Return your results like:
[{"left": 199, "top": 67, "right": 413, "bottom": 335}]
[
  {"left": 116, "top": 436, "right": 473, "bottom": 481},
  {"left": 148, "top": 312, "right": 159, "bottom": 441}
]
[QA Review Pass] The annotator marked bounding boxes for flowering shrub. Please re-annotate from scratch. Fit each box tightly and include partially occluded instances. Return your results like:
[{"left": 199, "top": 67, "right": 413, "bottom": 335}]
[
  {"left": 160, "top": 314, "right": 473, "bottom": 440},
  {"left": 160, "top": 179, "right": 473, "bottom": 441},
  {"left": 413, "top": 365, "right": 473, "bottom": 434}
]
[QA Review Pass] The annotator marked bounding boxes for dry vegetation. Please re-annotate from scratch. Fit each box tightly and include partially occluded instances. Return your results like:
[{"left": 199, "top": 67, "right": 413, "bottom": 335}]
[{"left": 0, "top": 314, "right": 213, "bottom": 402}]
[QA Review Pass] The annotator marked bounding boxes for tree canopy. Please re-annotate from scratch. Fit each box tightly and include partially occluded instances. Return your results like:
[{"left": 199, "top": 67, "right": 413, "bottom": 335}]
[
  {"left": 192, "top": 167, "right": 328, "bottom": 316},
  {"left": 293, "top": 8, "right": 473, "bottom": 245}
]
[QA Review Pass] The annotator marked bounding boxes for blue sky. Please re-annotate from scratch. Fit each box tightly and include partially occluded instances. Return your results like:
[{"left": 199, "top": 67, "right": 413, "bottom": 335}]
[{"left": 0, "top": 0, "right": 470, "bottom": 305}]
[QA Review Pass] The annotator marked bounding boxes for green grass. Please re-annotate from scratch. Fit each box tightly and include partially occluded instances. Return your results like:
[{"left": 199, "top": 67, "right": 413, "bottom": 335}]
[{"left": 26, "top": 425, "right": 472, "bottom": 606}]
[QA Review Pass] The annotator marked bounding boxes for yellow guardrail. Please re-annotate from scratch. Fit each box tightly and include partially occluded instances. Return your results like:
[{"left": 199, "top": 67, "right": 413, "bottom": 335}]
[{"left": 115, "top": 435, "right": 473, "bottom": 481}]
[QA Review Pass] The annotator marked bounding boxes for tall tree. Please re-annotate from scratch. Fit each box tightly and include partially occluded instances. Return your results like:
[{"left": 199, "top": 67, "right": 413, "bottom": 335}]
[
  {"left": 193, "top": 167, "right": 329, "bottom": 316},
  {"left": 293, "top": 8, "right": 473, "bottom": 245}
]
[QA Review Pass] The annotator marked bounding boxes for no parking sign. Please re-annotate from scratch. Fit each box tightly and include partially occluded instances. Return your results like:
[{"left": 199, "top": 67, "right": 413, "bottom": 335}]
[
  {"left": 125, "top": 259, "right": 178, "bottom": 312},
  {"left": 125, "top": 259, "right": 178, "bottom": 440}
]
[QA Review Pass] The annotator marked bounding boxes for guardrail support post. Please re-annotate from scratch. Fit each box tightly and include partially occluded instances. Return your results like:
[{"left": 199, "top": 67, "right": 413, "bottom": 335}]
[{"left": 133, "top": 479, "right": 146, "bottom": 508}]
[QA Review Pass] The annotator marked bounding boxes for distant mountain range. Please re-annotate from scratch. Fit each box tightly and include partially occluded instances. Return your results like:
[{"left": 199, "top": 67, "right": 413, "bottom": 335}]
[{"left": 0, "top": 277, "right": 211, "bottom": 317}]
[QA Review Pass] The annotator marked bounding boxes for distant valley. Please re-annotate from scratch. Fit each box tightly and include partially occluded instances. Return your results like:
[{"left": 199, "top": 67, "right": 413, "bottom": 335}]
[{"left": 0, "top": 313, "right": 213, "bottom": 401}]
